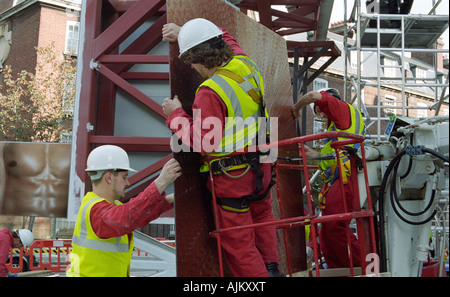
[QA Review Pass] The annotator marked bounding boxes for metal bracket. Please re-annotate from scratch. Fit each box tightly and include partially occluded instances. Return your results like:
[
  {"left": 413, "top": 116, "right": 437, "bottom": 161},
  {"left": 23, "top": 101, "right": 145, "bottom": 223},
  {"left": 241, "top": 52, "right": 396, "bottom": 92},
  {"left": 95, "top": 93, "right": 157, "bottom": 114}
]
[
  {"left": 86, "top": 122, "right": 94, "bottom": 132},
  {"left": 89, "top": 59, "right": 99, "bottom": 70}
]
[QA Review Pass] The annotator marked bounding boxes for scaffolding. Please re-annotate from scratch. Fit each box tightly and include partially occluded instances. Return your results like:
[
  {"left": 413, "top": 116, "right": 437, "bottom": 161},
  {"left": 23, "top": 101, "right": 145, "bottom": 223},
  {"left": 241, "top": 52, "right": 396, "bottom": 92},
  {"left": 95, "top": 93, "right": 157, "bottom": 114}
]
[
  {"left": 342, "top": 1, "right": 449, "bottom": 276},
  {"left": 343, "top": 0, "right": 449, "bottom": 141}
]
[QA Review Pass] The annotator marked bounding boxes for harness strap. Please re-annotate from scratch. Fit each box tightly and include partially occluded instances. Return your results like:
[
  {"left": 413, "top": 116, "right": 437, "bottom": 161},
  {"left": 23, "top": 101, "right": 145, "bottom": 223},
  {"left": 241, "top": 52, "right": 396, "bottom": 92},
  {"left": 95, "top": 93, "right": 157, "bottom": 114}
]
[
  {"left": 215, "top": 68, "right": 262, "bottom": 104},
  {"left": 210, "top": 152, "right": 275, "bottom": 208},
  {"left": 216, "top": 181, "right": 273, "bottom": 213}
]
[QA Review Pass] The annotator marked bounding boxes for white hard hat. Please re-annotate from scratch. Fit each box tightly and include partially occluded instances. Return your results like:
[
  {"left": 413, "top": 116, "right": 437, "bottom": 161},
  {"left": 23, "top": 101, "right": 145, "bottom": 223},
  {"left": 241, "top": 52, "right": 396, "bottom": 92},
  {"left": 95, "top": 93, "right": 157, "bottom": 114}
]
[
  {"left": 178, "top": 18, "right": 223, "bottom": 57},
  {"left": 18, "top": 229, "right": 34, "bottom": 247},
  {"left": 310, "top": 88, "right": 341, "bottom": 115},
  {"left": 309, "top": 103, "right": 317, "bottom": 115},
  {"left": 317, "top": 88, "right": 341, "bottom": 100},
  {"left": 86, "top": 145, "right": 136, "bottom": 180}
]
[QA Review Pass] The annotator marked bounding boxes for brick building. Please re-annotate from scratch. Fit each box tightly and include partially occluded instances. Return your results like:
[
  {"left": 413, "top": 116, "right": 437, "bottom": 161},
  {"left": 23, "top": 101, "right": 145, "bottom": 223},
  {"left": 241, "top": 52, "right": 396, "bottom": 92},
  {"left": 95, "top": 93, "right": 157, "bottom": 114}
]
[
  {"left": 0, "top": 0, "right": 80, "bottom": 75},
  {"left": 0, "top": 0, "right": 80, "bottom": 239}
]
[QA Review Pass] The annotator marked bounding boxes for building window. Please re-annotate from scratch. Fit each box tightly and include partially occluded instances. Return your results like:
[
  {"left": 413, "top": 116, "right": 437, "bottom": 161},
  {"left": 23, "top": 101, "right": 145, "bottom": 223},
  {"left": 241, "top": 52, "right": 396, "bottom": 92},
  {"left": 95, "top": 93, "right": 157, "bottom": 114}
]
[
  {"left": 65, "top": 21, "right": 80, "bottom": 55},
  {"left": 384, "top": 94, "right": 397, "bottom": 116},
  {"left": 416, "top": 102, "right": 428, "bottom": 118},
  {"left": 13, "top": 0, "right": 26, "bottom": 6},
  {"left": 313, "top": 78, "right": 328, "bottom": 91},
  {"left": 350, "top": 51, "right": 364, "bottom": 71},
  {"left": 312, "top": 78, "right": 328, "bottom": 147},
  {"left": 384, "top": 58, "right": 397, "bottom": 78},
  {"left": 416, "top": 67, "right": 426, "bottom": 79}
]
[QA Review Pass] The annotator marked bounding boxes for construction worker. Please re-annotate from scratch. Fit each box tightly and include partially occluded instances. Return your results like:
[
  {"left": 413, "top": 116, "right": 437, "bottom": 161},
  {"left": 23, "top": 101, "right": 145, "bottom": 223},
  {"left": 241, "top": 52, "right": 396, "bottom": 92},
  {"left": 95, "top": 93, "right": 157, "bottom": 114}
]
[
  {"left": 0, "top": 228, "right": 34, "bottom": 277},
  {"left": 292, "top": 88, "right": 365, "bottom": 268},
  {"left": 162, "top": 18, "right": 283, "bottom": 277},
  {"left": 66, "top": 145, "right": 181, "bottom": 277}
]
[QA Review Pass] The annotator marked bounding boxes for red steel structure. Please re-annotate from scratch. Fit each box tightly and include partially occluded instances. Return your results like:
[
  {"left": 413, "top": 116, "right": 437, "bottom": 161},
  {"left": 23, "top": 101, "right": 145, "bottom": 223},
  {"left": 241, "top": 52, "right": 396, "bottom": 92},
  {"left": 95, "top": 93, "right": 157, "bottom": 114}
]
[
  {"left": 71, "top": 0, "right": 333, "bottom": 202},
  {"left": 70, "top": 0, "right": 341, "bottom": 275},
  {"left": 71, "top": 0, "right": 171, "bottom": 207}
]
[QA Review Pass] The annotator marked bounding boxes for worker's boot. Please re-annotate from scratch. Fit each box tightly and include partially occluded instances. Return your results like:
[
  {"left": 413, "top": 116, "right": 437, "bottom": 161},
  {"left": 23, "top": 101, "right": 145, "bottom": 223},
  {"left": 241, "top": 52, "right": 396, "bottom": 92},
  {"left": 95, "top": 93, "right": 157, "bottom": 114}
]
[{"left": 265, "top": 262, "right": 285, "bottom": 277}]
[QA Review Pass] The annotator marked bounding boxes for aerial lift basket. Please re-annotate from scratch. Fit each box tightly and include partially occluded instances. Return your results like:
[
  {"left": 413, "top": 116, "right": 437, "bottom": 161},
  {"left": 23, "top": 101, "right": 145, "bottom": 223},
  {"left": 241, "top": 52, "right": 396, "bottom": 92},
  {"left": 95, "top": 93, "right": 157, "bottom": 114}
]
[{"left": 202, "top": 131, "right": 379, "bottom": 277}]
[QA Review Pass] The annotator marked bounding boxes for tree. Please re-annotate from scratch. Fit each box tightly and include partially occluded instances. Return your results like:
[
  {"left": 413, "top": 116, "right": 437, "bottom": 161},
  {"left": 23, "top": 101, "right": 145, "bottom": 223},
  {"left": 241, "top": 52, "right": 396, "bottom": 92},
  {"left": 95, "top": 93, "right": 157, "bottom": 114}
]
[{"left": 0, "top": 43, "right": 76, "bottom": 142}]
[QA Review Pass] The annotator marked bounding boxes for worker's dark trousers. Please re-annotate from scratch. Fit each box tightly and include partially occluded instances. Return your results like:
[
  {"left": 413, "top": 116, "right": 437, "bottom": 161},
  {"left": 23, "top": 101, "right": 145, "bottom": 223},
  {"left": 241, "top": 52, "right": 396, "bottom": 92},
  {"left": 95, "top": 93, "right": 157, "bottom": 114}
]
[
  {"left": 213, "top": 195, "right": 279, "bottom": 277},
  {"left": 319, "top": 177, "right": 362, "bottom": 268}
]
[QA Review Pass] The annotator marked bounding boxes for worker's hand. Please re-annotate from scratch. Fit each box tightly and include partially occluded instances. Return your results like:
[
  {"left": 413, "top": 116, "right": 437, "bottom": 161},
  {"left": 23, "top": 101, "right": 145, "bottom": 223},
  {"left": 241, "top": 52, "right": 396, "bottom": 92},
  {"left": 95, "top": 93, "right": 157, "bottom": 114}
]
[
  {"left": 162, "top": 95, "right": 182, "bottom": 116},
  {"left": 292, "top": 105, "right": 301, "bottom": 119},
  {"left": 301, "top": 145, "right": 320, "bottom": 159},
  {"left": 306, "top": 246, "right": 314, "bottom": 262},
  {"left": 162, "top": 23, "right": 181, "bottom": 42},
  {"left": 154, "top": 158, "right": 182, "bottom": 194},
  {"left": 165, "top": 193, "right": 174, "bottom": 204}
]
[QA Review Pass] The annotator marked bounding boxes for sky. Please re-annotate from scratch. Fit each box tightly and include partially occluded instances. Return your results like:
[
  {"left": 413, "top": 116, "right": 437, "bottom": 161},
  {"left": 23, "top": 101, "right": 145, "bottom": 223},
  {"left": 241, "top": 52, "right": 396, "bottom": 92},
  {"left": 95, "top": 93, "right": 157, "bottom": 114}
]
[{"left": 329, "top": 0, "right": 450, "bottom": 49}]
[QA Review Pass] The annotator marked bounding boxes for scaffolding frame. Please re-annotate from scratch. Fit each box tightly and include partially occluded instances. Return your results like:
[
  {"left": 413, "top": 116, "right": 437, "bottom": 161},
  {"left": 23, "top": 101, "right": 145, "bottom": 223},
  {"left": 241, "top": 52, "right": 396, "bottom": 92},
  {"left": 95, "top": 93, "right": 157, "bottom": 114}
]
[{"left": 343, "top": 0, "right": 449, "bottom": 141}]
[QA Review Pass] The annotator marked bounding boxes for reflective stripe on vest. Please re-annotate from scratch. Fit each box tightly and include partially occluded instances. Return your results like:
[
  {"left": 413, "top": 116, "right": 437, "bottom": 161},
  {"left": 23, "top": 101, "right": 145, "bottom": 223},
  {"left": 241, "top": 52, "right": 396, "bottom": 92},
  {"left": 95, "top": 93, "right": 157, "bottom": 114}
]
[
  {"left": 72, "top": 197, "right": 130, "bottom": 253},
  {"left": 319, "top": 103, "right": 365, "bottom": 181},
  {"left": 198, "top": 55, "right": 269, "bottom": 172},
  {"left": 67, "top": 192, "right": 133, "bottom": 277}
]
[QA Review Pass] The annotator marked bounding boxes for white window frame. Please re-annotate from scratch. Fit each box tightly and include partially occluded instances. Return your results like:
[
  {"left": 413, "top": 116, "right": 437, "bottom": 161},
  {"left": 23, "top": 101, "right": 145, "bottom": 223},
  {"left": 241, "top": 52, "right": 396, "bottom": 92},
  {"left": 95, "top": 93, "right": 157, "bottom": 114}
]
[
  {"left": 312, "top": 78, "right": 328, "bottom": 148},
  {"left": 416, "top": 102, "right": 428, "bottom": 118},
  {"left": 416, "top": 67, "right": 426, "bottom": 79},
  {"left": 313, "top": 78, "right": 328, "bottom": 91},
  {"left": 384, "top": 58, "right": 397, "bottom": 78},
  {"left": 350, "top": 51, "right": 364, "bottom": 71},
  {"left": 64, "top": 21, "right": 80, "bottom": 56},
  {"left": 384, "top": 94, "right": 397, "bottom": 115}
]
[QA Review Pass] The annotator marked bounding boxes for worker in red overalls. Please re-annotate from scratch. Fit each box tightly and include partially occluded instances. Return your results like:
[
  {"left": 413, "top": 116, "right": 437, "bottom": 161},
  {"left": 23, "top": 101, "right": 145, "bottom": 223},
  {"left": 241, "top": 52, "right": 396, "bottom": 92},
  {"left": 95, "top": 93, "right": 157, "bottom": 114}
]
[
  {"left": 293, "top": 89, "right": 365, "bottom": 268},
  {"left": 0, "top": 228, "right": 34, "bottom": 277},
  {"left": 162, "top": 18, "right": 283, "bottom": 277}
]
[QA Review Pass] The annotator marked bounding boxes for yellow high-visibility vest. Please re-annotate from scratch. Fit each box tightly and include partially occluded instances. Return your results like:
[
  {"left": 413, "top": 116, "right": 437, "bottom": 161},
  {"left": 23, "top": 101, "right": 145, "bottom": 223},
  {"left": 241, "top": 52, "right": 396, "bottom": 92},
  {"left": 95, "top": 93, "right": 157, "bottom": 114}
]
[
  {"left": 198, "top": 55, "right": 270, "bottom": 173},
  {"left": 66, "top": 192, "right": 134, "bottom": 277},
  {"left": 318, "top": 102, "right": 365, "bottom": 182}
]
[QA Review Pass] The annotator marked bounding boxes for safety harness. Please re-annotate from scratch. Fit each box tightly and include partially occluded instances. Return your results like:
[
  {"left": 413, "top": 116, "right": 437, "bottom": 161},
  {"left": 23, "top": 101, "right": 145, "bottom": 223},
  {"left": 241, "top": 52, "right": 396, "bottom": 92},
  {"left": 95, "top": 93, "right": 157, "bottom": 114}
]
[
  {"left": 317, "top": 103, "right": 365, "bottom": 209},
  {"left": 201, "top": 56, "right": 274, "bottom": 212}
]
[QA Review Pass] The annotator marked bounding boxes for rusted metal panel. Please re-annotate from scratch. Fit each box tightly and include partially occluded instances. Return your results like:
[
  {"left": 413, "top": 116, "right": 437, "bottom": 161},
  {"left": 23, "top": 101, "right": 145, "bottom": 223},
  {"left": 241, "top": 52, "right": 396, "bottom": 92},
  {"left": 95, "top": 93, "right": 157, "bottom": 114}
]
[{"left": 168, "top": 0, "right": 305, "bottom": 276}]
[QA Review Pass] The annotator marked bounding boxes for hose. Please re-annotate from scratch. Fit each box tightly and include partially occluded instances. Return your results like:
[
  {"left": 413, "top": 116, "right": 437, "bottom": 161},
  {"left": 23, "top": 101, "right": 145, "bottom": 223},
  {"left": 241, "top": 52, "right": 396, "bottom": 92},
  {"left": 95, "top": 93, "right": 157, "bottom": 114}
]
[
  {"left": 391, "top": 164, "right": 437, "bottom": 222},
  {"left": 378, "top": 150, "right": 406, "bottom": 272},
  {"left": 378, "top": 146, "right": 449, "bottom": 272}
]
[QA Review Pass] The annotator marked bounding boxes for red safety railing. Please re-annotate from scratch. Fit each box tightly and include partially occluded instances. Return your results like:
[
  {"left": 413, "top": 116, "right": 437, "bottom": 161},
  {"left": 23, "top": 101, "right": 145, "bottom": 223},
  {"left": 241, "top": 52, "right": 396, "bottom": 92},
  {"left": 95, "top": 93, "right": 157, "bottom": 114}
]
[
  {"left": 7, "top": 237, "right": 173, "bottom": 274},
  {"left": 203, "top": 131, "right": 379, "bottom": 277},
  {"left": 7, "top": 240, "right": 72, "bottom": 274}
]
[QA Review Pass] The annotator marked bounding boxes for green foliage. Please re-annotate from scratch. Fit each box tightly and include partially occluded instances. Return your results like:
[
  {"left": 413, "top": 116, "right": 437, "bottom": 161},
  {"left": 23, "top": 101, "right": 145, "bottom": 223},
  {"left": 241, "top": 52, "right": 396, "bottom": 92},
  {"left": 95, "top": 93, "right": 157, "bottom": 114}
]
[{"left": 0, "top": 43, "right": 76, "bottom": 142}]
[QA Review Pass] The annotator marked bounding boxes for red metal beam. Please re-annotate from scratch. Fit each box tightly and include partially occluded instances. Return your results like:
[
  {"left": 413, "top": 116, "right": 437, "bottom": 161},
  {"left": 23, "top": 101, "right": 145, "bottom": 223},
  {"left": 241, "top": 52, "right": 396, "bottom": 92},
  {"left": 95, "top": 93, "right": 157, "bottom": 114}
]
[
  {"left": 74, "top": 0, "right": 103, "bottom": 189},
  {"left": 93, "top": 0, "right": 165, "bottom": 59},
  {"left": 128, "top": 154, "right": 172, "bottom": 186},
  {"left": 95, "top": 62, "right": 167, "bottom": 119},
  {"left": 237, "top": 0, "right": 321, "bottom": 36},
  {"left": 72, "top": 0, "right": 172, "bottom": 212},
  {"left": 120, "top": 72, "right": 170, "bottom": 80},
  {"left": 98, "top": 54, "right": 169, "bottom": 64},
  {"left": 88, "top": 135, "right": 171, "bottom": 151}
]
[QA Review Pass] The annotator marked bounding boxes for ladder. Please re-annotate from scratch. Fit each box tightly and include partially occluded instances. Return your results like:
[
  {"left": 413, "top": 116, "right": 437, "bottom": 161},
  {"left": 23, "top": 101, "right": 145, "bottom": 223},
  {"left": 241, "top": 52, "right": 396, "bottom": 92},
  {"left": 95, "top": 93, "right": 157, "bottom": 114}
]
[{"left": 343, "top": 0, "right": 449, "bottom": 141}]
